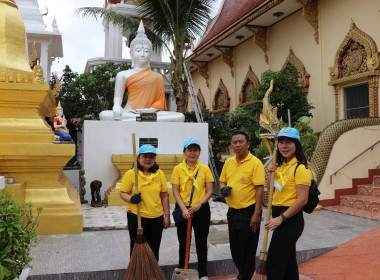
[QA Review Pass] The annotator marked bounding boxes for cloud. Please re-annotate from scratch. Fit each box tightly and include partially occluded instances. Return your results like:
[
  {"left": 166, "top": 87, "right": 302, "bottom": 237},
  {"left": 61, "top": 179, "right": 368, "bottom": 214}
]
[{"left": 37, "top": 0, "right": 105, "bottom": 77}]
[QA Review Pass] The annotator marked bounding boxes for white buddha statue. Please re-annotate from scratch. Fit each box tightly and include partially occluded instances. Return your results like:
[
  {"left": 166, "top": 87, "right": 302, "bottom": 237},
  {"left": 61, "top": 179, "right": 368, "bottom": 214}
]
[{"left": 99, "top": 21, "right": 185, "bottom": 122}]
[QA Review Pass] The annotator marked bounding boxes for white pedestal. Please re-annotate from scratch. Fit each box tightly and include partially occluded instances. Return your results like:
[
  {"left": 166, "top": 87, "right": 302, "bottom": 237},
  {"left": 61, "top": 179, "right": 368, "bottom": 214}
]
[
  {"left": 0, "top": 176, "right": 4, "bottom": 190},
  {"left": 81, "top": 121, "right": 209, "bottom": 202}
]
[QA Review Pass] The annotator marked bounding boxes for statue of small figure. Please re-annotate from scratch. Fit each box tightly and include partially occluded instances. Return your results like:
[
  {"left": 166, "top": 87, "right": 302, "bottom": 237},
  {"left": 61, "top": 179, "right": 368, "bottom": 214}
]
[
  {"left": 90, "top": 180, "right": 103, "bottom": 207},
  {"left": 99, "top": 21, "right": 185, "bottom": 122},
  {"left": 53, "top": 101, "right": 73, "bottom": 142},
  {"left": 79, "top": 170, "right": 88, "bottom": 204}
]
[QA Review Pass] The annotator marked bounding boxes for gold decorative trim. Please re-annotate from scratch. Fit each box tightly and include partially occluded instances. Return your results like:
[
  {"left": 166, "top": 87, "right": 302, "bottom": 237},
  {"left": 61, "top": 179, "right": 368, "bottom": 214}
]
[
  {"left": 197, "top": 89, "right": 207, "bottom": 109},
  {"left": 239, "top": 66, "right": 260, "bottom": 107},
  {"left": 0, "top": 0, "right": 17, "bottom": 8},
  {"left": 296, "top": 0, "right": 319, "bottom": 44},
  {"left": 369, "top": 76, "right": 379, "bottom": 117},
  {"left": 246, "top": 26, "right": 268, "bottom": 64},
  {"left": 194, "top": 61, "right": 209, "bottom": 88},
  {"left": 282, "top": 49, "right": 310, "bottom": 94},
  {"left": 213, "top": 78, "right": 230, "bottom": 114},
  {"left": 334, "top": 86, "right": 339, "bottom": 121},
  {"left": 215, "top": 46, "right": 234, "bottom": 77}
]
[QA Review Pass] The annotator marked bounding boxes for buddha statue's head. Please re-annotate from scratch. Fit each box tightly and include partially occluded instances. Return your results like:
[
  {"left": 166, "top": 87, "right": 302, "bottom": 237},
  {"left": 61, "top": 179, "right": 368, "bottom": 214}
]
[{"left": 130, "top": 21, "right": 153, "bottom": 68}]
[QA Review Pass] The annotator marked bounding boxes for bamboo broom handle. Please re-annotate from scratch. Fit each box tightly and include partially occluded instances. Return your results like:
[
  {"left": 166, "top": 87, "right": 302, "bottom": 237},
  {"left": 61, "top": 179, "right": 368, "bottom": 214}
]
[
  {"left": 261, "top": 140, "right": 278, "bottom": 251},
  {"left": 132, "top": 133, "right": 142, "bottom": 230}
]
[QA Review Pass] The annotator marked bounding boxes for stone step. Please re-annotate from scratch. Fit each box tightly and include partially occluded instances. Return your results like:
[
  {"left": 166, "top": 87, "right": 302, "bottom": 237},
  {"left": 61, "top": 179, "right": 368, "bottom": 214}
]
[
  {"left": 339, "top": 194, "right": 380, "bottom": 214},
  {"left": 357, "top": 184, "right": 380, "bottom": 197},
  {"left": 373, "top": 175, "right": 380, "bottom": 187},
  {"left": 324, "top": 205, "right": 380, "bottom": 221}
]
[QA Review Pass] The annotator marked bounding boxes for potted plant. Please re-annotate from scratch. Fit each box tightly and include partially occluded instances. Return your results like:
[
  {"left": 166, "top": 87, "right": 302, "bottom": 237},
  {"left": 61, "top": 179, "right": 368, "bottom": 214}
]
[{"left": 0, "top": 189, "right": 42, "bottom": 280}]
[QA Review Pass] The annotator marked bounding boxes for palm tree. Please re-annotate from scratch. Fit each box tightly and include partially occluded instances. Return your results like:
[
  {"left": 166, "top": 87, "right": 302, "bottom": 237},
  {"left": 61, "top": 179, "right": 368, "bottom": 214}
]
[{"left": 77, "top": 0, "right": 215, "bottom": 113}]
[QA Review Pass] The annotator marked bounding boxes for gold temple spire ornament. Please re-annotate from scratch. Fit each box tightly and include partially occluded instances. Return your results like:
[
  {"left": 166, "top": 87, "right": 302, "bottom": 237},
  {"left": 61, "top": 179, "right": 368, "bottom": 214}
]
[{"left": 0, "top": 0, "right": 34, "bottom": 83}]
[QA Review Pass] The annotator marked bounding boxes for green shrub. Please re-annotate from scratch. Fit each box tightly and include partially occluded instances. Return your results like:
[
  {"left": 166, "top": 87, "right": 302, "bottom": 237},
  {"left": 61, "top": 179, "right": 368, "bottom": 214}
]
[{"left": 0, "top": 190, "right": 42, "bottom": 280}]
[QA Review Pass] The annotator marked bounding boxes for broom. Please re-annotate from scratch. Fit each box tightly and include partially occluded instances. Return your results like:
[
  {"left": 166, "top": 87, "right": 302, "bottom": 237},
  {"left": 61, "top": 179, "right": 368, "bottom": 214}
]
[
  {"left": 123, "top": 133, "right": 166, "bottom": 280},
  {"left": 252, "top": 141, "right": 278, "bottom": 280}
]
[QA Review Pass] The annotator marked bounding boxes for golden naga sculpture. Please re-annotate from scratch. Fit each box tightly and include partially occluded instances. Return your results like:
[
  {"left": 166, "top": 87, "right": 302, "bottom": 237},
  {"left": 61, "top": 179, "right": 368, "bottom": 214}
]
[
  {"left": 52, "top": 72, "right": 61, "bottom": 97},
  {"left": 29, "top": 41, "right": 40, "bottom": 69},
  {"left": 259, "top": 80, "right": 281, "bottom": 136}
]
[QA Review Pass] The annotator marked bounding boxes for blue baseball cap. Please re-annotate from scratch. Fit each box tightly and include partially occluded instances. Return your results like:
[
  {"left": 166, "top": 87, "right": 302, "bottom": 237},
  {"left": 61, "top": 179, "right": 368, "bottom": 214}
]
[
  {"left": 276, "top": 127, "right": 300, "bottom": 141},
  {"left": 183, "top": 138, "right": 201, "bottom": 149},
  {"left": 138, "top": 144, "right": 157, "bottom": 155}
]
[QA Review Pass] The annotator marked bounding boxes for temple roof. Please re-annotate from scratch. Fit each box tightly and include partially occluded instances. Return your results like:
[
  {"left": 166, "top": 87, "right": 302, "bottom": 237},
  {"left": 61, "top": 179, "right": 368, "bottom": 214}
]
[
  {"left": 189, "top": 0, "right": 303, "bottom": 68},
  {"left": 194, "top": 0, "right": 266, "bottom": 52}
]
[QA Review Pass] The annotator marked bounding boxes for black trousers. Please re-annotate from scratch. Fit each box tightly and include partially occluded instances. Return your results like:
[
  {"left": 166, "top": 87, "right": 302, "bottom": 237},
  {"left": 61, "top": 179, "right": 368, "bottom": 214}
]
[
  {"left": 227, "top": 204, "right": 261, "bottom": 280},
  {"left": 127, "top": 212, "right": 164, "bottom": 261},
  {"left": 267, "top": 206, "right": 304, "bottom": 280},
  {"left": 175, "top": 202, "right": 211, "bottom": 278}
]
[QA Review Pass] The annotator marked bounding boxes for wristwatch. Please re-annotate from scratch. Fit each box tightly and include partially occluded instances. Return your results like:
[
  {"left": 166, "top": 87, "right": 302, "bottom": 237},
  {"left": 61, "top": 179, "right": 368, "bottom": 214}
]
[{"left": 280, "top": 213, "right": 288, "bottom": 223}]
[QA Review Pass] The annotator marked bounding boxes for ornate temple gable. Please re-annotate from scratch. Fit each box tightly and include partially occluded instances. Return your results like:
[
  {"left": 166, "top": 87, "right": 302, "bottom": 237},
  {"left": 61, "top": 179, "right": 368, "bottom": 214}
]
[
  {"left": 246, "top": 25, "right": 268, "bottom": 64},
  {"left": 213, "top": 78, "right": 231, "bottom": 114},
  {"left": 282, "top": 49, "right": 310, "bottom": 94},
  {"left": 239, "top": 66, "right": 260, "bottom": 107},
  {"left": 329, "top": 21, "right": 380, "bottom": 84},
  {"left": 296, "top": 0, "right": 319, "bottom": 44},
  {"left": 197, "top": 89, "right": 207, "bottom": 109},
  {"left": 215, "top": 46, "right": 234, "bottom": 78},
  {"left": 328, "top": 21, "right": 380, "bottom": 118},
  {"left": 193, "top": 61, "right": 209, "bottom": 88}
]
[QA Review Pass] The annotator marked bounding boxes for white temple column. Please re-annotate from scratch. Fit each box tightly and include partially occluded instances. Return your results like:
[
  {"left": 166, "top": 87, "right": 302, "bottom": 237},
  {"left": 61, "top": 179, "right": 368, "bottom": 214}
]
[
  {"left": 39, "top": 41, "right": 50, "bottom": 81},
  {"left": 104, "top": 22, "right": 123, "bottom": 58}
]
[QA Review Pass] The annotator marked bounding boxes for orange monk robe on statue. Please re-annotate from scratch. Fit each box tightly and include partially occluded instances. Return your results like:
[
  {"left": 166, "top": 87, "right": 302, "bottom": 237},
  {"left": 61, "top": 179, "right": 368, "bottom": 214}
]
[{"left": 126, "top": 68, "right": 168, "bottom": 111}]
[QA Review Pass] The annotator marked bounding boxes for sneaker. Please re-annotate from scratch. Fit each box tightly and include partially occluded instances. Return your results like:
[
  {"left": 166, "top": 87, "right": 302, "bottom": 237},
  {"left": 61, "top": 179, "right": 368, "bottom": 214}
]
[{"left": 199, "top": 277, "right": 208, "bottom": 280}]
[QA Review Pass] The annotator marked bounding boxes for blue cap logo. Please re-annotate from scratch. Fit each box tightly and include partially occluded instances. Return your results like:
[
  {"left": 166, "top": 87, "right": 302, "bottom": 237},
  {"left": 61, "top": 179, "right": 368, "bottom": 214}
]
[
  {"left": 276, "top": 127, "right": 300, "bottom": 141},
  {"left": 138, "top": 144, "right": 158, "bottom": 155},
  {"left": 183, "top": 138, "right": 201, "bottom": 149}
]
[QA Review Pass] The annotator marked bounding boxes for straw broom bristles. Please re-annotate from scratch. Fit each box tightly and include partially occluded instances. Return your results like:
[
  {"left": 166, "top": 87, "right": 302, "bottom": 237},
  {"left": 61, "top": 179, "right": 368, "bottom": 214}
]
[
  {"left": 124, "top": 229, "right": 166, "bottom": 280},
  {"left": 252, "top": 251, "right": 268, "bottom": 280}
]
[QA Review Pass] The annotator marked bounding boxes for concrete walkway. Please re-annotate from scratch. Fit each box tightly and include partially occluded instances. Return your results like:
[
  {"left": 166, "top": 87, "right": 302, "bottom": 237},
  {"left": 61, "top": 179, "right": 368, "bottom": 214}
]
[{"left": 28, "top": 201, "right": 380, "bottom": 279}]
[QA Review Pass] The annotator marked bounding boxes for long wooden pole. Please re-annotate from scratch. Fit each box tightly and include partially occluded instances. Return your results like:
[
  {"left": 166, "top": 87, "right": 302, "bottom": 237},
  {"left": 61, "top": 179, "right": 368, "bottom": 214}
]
[
  {"left": 132, "top": 133, "right": 142, "bottom": 229},
  {"left": 261, "top": 140, "right": 278, "bottom": 251}
]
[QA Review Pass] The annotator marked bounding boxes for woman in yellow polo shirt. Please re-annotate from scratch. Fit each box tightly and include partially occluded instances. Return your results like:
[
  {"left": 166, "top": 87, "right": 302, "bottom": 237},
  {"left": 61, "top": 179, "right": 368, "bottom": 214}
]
[
  {"left": 120, "top": 144, "right": 170, "bottom": 261},
  {"left": 171, "top": 138, "right": 214, "bottom": 280},
  {"left": 265, "top": 127, "right": 312, "bottom": 280}
]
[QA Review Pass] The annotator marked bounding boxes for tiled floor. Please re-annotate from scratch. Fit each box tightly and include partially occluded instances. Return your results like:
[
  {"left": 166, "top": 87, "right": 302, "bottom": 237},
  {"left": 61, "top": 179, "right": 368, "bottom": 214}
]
[
  {"left": 324, "top": 205, "right": 380, "bottom": 221},
  {"left": 82, "top": 199, "right": 229, "bottom": 230}
]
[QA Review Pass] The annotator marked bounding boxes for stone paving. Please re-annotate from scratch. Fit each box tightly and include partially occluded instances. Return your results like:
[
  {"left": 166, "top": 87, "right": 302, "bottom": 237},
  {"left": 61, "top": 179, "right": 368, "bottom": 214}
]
[{"left": 28, "top": 200, "right": 380, "bottom": 279}]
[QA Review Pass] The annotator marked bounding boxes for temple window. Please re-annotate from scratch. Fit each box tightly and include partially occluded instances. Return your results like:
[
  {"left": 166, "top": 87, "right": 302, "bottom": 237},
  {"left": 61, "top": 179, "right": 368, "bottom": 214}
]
[{"left": 344, "top": 83, "right": 369, "bottom": 118}]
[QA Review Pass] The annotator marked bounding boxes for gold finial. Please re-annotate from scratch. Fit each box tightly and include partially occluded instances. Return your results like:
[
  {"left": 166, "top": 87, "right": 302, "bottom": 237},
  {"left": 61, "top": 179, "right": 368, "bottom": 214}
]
[{"left": 55, "top": 101, "right": 63, "bottom": 115}]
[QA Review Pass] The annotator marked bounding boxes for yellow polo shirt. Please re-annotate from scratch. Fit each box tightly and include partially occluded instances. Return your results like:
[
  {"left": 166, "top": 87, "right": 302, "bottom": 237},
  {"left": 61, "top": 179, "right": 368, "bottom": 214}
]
[
  {"left": 272, "top": 157, "right": 312, "bottom": 207},
  {"left": 170, "top": 163, "right": 214, "bottom": 206},
  {"left": 219, "top": 153, "right": 265, "bottom": 209},
  {"left": 120, "top": 169, "right": 167, "bottom": 218}
]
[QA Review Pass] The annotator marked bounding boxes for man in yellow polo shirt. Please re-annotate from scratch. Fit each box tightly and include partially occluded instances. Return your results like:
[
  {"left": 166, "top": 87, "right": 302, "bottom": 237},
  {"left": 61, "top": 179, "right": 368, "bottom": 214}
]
[{"left": 219, "top": 130, "right": 265, "bottom": 280}]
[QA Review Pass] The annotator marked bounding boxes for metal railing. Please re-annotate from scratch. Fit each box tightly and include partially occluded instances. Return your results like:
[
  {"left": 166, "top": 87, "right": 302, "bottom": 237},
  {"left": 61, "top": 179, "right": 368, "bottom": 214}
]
[{"left": 330, "top": 139, "right": 380, "bottom": 184}]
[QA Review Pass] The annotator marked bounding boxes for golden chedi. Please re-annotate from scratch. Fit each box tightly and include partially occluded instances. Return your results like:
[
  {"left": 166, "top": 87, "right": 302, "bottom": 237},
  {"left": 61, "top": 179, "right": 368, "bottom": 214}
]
[{"left": 0, "top": 0, "right": 82, "bottom": 234}]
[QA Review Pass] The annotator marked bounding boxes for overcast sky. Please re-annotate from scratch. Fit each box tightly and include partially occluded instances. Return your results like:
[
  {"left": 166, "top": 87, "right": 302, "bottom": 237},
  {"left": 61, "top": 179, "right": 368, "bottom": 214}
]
[{"left": 36, "top": 0, "right": 222, "bottom": 77}]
